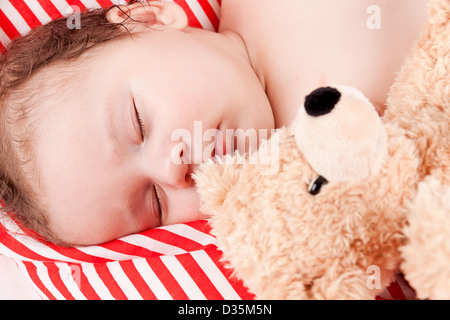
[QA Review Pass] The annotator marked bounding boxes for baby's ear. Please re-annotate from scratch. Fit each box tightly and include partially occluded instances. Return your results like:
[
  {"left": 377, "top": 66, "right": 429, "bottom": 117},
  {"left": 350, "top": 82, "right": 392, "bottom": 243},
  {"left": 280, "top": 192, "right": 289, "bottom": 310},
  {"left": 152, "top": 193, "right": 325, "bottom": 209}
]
[
  {"left": 107, "top": 1, "right": 188, "bottom": 30},
  {"left": 193, "top": 156, "right": 243, "bottom": 215}
]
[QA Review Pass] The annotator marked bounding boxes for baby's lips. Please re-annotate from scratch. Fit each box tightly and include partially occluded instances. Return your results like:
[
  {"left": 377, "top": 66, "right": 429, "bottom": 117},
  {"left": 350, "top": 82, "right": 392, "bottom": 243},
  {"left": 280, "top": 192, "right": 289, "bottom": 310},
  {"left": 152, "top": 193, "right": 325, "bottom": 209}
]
[
  {"left": 211, "top": 126, "right": 238, "bottom": 161},
  {"left": 215, "top": 129, "right": 226, "bottom": 157}
]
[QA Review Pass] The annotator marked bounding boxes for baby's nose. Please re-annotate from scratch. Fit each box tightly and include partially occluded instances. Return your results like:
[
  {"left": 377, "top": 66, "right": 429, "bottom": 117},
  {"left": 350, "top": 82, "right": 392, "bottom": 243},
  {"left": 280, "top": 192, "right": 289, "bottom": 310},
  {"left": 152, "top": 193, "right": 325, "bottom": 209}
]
[
  {"left": 304, "top": 86, "right": 341, "bottom": 117},
  {"left": 166, "top": 141, "right": 194, "bottom": 189}
]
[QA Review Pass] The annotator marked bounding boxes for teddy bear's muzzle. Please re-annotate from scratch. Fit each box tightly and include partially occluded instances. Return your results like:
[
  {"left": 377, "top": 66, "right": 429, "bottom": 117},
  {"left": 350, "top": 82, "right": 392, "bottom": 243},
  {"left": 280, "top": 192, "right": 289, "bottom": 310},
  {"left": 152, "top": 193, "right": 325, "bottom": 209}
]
[{"left": 295, "top": 85, "right": 388, "bottom": 183}]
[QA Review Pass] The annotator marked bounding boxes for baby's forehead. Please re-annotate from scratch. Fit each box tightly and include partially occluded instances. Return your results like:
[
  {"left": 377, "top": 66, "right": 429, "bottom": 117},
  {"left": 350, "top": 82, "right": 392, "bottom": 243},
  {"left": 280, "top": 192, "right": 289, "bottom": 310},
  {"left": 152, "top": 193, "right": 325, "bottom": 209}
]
[
  {"left": 28, "top": 28, "right": 182, "bottom": 113},
  {"left": 10, "top": 60, "right": 91, "bottom": 150}
]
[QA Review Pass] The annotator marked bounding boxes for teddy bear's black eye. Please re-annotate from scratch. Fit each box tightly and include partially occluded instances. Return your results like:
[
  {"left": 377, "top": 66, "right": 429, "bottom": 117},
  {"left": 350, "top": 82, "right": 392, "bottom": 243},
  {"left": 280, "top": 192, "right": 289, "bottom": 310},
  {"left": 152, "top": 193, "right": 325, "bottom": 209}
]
[{"left": 308, "top": 176, "right": 328, "bottom": 195}]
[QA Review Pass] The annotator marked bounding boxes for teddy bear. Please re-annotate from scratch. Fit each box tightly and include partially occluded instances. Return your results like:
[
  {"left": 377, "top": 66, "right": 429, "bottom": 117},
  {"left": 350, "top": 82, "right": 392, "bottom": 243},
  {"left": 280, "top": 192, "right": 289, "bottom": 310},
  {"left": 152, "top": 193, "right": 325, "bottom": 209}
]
[{"left": 193, "top": 0, "right": 449, "bottom": 300}]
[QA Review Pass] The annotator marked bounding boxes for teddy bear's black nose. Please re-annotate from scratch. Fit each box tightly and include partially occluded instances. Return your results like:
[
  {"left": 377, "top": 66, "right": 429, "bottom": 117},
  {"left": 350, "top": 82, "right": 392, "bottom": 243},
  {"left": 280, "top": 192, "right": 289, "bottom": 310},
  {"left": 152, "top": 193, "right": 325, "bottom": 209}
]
[{"left": 304, "top": 87, "right": 341, "bottom": 117}]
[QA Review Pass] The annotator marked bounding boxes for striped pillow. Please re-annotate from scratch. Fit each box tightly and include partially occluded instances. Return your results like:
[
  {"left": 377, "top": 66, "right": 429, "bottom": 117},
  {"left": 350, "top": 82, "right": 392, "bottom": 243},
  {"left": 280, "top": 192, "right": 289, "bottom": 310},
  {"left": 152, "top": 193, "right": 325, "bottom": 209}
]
[
  {"left": 0, "top": 214, "right": 255, "bottom": 299},
  {"left": 0, "top": 0, "right": 416, "bottom": 300}
]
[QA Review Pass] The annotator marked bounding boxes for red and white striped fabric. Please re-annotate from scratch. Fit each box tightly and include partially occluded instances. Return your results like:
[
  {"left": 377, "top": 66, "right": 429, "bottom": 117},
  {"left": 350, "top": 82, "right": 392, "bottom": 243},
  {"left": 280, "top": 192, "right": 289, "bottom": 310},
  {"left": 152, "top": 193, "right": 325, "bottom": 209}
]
[
  {"left": 0, "top": 0, "right": 417, "bottom": 300},
  {"left": 0, "top": 214, "right": 255, "bottom": 299},
  {"left": 0, "top": 0, "right": 221, "bottom": 53}
]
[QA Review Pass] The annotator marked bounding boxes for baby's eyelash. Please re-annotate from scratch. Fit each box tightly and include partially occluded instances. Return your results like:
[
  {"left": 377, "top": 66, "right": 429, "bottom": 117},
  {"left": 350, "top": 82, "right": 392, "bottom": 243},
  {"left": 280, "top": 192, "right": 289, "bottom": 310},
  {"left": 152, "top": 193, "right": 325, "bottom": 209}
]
[
  {"left": 154, "top": 185, "right": 163, "bottom": 219},
  {"left": 136, "top": 109, "right": 147, "bottom": 138},
  {"left": 133, "top": 99, "right": 147, "bottom": 139}
]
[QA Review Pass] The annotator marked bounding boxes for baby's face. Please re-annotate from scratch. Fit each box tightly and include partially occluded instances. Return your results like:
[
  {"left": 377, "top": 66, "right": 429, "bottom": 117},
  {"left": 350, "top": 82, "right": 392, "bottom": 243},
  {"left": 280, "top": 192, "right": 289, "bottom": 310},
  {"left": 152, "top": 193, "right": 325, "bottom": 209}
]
[{"left": 32, "top": 26, "right": 274, "bottom": 245}]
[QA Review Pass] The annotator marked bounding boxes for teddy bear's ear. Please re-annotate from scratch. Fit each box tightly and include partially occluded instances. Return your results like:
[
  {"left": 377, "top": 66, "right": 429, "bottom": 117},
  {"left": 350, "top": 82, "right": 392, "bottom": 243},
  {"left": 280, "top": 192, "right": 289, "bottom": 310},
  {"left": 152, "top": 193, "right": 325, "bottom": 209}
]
[
  {"left": 193, "top": 155, "right": 244, "bottom": 215},
  {"left": 294, "top": 85, "right": 388, "bottom": 183}
]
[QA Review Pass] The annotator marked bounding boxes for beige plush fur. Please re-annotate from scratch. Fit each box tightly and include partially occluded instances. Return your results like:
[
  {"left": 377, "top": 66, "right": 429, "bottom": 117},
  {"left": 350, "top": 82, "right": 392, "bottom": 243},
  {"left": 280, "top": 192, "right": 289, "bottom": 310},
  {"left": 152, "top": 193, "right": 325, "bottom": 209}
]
[{"left": 194, "top": 0, "right": 449, "bottom": 300}]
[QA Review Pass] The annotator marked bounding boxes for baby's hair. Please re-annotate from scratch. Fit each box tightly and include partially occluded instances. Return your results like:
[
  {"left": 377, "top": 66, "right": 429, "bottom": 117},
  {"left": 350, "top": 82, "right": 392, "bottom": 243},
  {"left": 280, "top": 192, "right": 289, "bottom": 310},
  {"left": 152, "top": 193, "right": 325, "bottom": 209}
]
[{"left": 0, "top": 0, "right": 144, "bottom": 246}]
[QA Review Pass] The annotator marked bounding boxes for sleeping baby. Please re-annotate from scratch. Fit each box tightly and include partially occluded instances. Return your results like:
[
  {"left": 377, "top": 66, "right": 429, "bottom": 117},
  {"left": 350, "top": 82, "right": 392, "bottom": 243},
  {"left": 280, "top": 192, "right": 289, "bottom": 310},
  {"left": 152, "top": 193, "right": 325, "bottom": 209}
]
[{"left": 0, "top": 0, "right": 427, "bottom": 246}]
